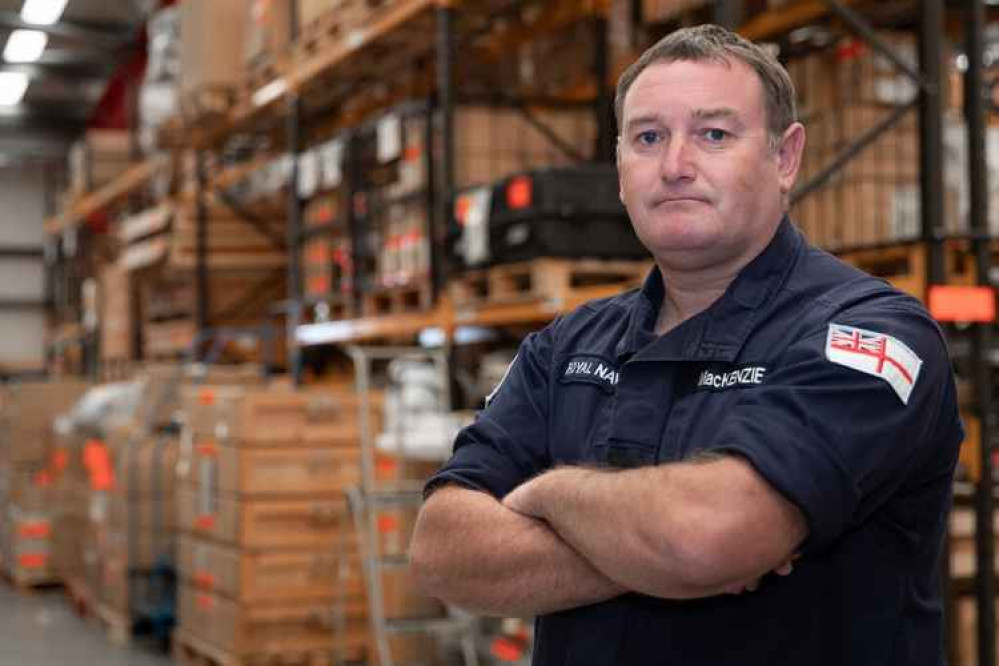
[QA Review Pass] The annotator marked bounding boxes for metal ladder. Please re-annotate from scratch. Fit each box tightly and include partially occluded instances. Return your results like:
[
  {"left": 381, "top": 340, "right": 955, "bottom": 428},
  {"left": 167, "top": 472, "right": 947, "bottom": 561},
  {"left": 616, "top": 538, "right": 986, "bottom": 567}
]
[{"left": 340, "top": 345, "right": 479, "bottom": 666}]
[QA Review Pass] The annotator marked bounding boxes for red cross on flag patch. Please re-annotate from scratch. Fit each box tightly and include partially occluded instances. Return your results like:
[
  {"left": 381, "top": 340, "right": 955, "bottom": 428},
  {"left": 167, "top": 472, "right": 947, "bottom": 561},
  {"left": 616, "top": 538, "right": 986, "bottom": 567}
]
[{"left": 825, "top": 323, "right": 922, "bottom": 405}]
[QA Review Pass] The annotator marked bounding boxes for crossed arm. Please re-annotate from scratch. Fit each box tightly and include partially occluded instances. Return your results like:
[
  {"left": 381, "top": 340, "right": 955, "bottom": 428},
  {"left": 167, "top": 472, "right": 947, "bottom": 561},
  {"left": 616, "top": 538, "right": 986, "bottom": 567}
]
[{"left": 409, "top": 455, "right": 807, "bottom": 616}]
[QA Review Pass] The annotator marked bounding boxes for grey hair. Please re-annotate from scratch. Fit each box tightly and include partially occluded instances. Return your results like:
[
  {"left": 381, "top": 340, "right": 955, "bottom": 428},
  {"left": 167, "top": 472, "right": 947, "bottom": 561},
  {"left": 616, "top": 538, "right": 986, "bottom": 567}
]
[{"left": 615, "top": 24, "right": 797, "bottom": 152}]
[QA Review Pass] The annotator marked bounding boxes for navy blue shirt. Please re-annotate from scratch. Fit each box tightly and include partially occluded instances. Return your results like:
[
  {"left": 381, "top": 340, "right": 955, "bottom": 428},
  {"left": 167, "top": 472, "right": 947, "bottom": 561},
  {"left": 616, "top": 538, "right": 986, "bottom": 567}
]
[{"left": 427, "top": 218, "right": 963, "bottom": 666}]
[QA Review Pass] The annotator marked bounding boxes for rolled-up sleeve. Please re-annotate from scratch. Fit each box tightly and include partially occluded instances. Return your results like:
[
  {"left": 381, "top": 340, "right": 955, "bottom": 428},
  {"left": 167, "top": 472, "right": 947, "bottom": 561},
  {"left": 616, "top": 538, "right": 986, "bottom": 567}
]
[
  {"left": 425, "top": 323, "right": 557, "bottom": 499},
  {"left": 707, "top": 305, "right": 963, "bottom": 554}
]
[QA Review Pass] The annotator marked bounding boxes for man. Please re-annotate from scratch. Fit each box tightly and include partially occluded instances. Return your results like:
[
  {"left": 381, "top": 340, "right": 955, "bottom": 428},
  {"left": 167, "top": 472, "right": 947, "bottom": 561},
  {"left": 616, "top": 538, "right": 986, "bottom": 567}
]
[{"left": 410, "top": 24, "right": 963, "bottom": 665}]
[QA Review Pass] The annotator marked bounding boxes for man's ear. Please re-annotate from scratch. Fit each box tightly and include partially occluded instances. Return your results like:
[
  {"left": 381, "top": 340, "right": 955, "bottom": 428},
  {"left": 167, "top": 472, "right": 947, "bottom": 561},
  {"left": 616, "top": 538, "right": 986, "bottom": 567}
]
[{"left": 776, "top": 122, "right": 806, "bottom": 197}]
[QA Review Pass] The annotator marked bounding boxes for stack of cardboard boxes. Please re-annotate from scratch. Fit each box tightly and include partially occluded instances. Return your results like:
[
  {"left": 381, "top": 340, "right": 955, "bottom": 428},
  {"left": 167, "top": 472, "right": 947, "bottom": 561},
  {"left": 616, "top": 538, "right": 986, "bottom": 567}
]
[
  {"left": 0, "top": 380, "right": 90, "bottom": 587},
  {"left": 172, "top": 383, "right": 371, "bottom": 663}
]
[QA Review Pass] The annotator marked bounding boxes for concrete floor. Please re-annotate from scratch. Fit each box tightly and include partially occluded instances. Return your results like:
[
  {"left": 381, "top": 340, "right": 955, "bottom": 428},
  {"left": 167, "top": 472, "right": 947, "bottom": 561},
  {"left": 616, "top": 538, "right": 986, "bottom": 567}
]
[{"left": 0, "top": 583, "right": 173, "bottom": 666}]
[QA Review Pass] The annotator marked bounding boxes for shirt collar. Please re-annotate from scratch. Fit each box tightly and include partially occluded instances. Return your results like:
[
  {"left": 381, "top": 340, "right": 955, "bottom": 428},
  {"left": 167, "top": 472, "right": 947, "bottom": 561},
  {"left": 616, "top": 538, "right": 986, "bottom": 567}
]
[{"left": 616, "top": 215, "right": 803, "bottom": 362}]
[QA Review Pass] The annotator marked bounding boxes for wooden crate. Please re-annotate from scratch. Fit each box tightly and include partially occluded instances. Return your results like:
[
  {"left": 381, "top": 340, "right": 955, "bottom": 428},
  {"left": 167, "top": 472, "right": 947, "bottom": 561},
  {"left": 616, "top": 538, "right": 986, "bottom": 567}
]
[
  {"left": 178, "top": 535, "right": 362, "bottom": 603},
  {"left": 179, "top": 442, "right": 361, "bottom": 496},
  {"left": 144, "top": 319, "right": 198, "bottom": 358},
  {"left": 176, "top": 586, "right": 368, "bottom": 655},
  {"left": 180, "top": 386, "right": 370, "bottom": 445},
  {"left": 449, "top": 258, "right": 648, "bottom": 308},
  {"left": 100, "top": 263, "right": 133, "bottom": 361},
  {"left": 173, "top": 628, "right": 367, "bottom": 666},
  {"left": 176, "top": 488, "right": 350, "bottom": 549}
]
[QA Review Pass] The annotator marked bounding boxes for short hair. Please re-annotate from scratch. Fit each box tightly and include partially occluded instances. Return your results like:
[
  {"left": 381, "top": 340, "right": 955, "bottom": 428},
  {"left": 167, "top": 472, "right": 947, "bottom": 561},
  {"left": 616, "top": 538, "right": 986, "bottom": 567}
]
[{"left": 614, "top": 24, "right": 797, "bottom": 149}]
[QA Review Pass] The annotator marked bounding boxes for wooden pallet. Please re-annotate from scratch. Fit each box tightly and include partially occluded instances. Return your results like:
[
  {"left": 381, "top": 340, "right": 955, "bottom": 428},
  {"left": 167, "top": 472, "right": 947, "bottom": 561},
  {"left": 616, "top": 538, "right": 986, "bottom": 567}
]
[
  {"left": 63, "top": 575, "right": 92, "bottom": 616},
  {"left": 179, "top": 84, "right": 236, "bottom": 124},
  {"left": 238, "top": 56, "right": 288, "bottom": 105},
  {"left": 1, "top": 568, "right": 61, "bottom": 594},
  {"left": 834, "top": 241, "right": 983, "bottom": 300},
  {"left": 94, "top": 602, "right": 132, "bottom": 647},
  {"left": 173, "top": 630, "right": 367, "bottom": 666},
  {"left": 294, "top": 0, "right": 395, "bottom": 61},
  {"left": 308, "top": 295, "right": 356, "bottom": 323},
  {"left": 361, "top": 281, "right": 433, "bottom": 317},
  {"left": 449, "top": 258, "right": 649, "bottom": 308}
]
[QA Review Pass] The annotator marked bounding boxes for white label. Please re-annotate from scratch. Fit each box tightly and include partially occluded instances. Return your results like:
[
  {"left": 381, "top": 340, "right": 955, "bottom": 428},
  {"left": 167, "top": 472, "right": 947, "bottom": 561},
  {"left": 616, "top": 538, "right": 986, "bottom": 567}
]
[
  {"left": 377, "top": 113, "right": 403, "bottom": 164},
  {"left": 320, "top": 139, "right": 344, "bottom": 189},
  {"left": 460, "top": 186, "right": 492, "bottom": 266},
  {"left": 298, "top": 150, "right": 319, "bottom": 198}
]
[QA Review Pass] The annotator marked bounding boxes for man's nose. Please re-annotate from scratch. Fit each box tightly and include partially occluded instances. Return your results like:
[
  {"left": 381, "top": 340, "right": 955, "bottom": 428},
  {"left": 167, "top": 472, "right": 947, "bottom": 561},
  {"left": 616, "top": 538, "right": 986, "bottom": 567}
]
[{"left": 659, "top": 137, "right": 696, "bottom": 182}]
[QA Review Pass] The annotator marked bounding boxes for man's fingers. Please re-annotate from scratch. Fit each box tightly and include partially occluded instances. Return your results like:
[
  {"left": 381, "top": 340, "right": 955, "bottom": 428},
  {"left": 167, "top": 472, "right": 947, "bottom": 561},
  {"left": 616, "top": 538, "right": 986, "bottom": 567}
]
[{"left": 775, "top": 561, "right": 794, "bottom": 576}]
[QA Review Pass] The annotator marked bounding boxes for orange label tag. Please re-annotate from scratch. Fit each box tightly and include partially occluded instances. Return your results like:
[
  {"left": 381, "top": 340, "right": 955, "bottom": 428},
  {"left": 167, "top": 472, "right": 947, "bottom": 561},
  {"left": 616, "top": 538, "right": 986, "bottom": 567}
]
[
  {"left": 51, "top": 449, "right": 68, "bottom": 472},
  {"left": 195, "top": 515, "right": 216, "bottom": 530},
  {"left": 376, "top": 458, "right": 397, "bottom": 477},
  {"left": 197, "top": 593, "right": 215, "bottom": 610},
  {"left": 377, "top": 515, "right": 400, "bottom": 534},
  {"left": 19, "top": 522, "right": 50, "bottom": 539},
  {"left": 198, "top": 389, "right": 215, "bottom": 406},
  {"left": 929, "top": 285, "right": 996, "bottom": 323},
  {"left": 194, "top": 571, "right": 215, "bottom": 589},
  {"left": 506, "top": 175, "right": 533, "bottom": 210},
  {"left": 83, "top": 439, "right": 115, "bottom": 491},
  {"left": 491, "top": 637, "right": 526, "bottom": 662},
  {"left": 18, "top": 553, "right": 47, "bottom": 569},
  {"left": 195, "top": 441, "right": 218, "bottom": 458}
]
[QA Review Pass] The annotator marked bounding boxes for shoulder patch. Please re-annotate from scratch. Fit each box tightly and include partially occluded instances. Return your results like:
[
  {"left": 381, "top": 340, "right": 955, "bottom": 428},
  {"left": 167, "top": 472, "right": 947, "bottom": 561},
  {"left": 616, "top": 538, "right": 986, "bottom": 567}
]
[{"left": 825, "top": 323, "right": 922, "bottom": 405}]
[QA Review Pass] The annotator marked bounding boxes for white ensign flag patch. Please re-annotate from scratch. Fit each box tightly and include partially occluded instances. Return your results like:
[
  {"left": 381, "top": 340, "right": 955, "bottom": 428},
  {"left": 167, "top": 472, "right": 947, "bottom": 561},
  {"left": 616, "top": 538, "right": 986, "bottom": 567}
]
[{"left": 825, "top": 323, "right": 922, "bottom": 405}]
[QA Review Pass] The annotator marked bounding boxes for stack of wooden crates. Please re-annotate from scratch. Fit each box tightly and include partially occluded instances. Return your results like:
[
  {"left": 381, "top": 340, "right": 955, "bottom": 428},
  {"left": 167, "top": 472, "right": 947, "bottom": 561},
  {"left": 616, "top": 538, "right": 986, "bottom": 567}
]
[
  {"left": 172, "top": 383, "right": 371, "bottom": 664},
  {"left": 0, "top": 380, "right": 90, "bottom": 587}
]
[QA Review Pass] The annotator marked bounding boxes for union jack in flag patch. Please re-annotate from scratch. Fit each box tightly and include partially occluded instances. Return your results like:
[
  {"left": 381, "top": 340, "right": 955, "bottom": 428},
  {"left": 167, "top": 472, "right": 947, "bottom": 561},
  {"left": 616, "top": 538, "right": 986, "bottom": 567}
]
[{"left": 825, "top": 323, "right": 922, "bottom": 405}]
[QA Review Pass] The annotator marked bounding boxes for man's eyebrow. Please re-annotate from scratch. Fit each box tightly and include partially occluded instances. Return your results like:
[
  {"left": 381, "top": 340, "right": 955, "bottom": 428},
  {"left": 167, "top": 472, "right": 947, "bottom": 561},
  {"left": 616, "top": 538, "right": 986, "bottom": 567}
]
[
  {"left": 623, "top": 114, "right": 663, "bottom": 132},
  {"left": 692, "top": 107, "right": 743, "bottom": 125}
]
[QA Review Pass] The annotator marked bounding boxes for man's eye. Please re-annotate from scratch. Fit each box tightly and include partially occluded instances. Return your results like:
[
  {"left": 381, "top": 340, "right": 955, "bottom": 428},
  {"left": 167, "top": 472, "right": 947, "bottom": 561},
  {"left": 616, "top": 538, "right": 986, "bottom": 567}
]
[
  {"left": 703, "top": 128, "right": 728, "bottom": 142},
  {"left": 637, "top": 130, "right": 660, "bottom": 146}
]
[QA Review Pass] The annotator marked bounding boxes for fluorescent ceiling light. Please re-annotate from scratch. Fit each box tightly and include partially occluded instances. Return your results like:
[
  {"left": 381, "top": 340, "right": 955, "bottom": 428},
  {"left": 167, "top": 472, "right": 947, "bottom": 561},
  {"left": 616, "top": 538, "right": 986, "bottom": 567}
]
[
  {"left": 0, "top": 72, "right": 29, "bottom": 106},
  {"left": 20, "top": 0, "right": 68, "bottom": 25},
  {"left": 4, "top": 30, "right": 47, "bottom": 63}
]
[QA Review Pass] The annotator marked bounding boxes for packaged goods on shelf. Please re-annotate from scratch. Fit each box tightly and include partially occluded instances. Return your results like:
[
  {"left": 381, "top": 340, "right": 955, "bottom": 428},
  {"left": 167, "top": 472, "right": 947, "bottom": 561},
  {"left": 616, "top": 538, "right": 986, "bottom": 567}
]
[
  {"left": 244, "top": 0, "right": 292, "bottom": 68},
  {"left": 100, "top": 263, "right": 133, "bottom": 362},
  {"left": 451, "top": 165, "right": 649, "bottom": 270},
  {"left": 641, "top": 0, "right": 709, "bottom": 23},
  {"left": 68, "top": 129, "right": 132, "bottom": 197},
  {"left": 178, "top": 0, "right": 250, "bottom": 97},
  {"left": 139, "top": 6, "right": 180, "bottom": 153}
]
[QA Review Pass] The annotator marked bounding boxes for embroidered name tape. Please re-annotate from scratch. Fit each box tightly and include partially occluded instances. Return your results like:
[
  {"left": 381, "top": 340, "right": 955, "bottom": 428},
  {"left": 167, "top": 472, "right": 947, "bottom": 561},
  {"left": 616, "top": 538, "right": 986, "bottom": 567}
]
[
  {"left": 695, "top": 364, "right": 768, "bottom": 392},
  {"left": 825, "top": 323, "right": 922, "bottom": 405},
  {"left": 558, "top": 356, "right": 619, "bottom": 393}
]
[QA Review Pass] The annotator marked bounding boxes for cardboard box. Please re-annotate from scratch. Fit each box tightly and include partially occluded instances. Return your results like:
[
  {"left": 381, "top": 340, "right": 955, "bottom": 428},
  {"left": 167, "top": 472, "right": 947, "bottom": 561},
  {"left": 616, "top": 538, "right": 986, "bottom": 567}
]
[
  {"left": 179, "top": 441, "right": 361, "bottom": 496},
  {"left": 178, "top": 534, "right": 362, "bottom": 602},
  {"left": 100, "top": 262, "right": 132, "bottom": 361},
  {"left": 177, "top": 584, "right": 369, "bottom": 655},
  {"left": 176, "top": 486, "right": 350, "bottom": 549},
  {"left": 181, "top": 385, "right": 368, "bottom": 445},
  {"left": 178, "top": 0, "right": 250, "bottom": 96},
  {"left": 2, "top": 380, "right": 90, "bottom": 465}
]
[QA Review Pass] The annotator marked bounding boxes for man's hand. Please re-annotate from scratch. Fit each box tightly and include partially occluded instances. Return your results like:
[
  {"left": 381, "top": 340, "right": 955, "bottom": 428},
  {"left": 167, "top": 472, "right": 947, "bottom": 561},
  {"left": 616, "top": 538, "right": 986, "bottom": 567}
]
[{"left": 502, "top": 472, "right": 552, "bottom": 519}]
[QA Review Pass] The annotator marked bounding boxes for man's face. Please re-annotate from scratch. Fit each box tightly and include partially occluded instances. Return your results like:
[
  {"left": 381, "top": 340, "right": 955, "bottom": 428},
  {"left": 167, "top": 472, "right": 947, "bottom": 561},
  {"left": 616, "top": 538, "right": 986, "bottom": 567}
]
[{"left": 617, "top": 58, "right": 801, "bottom": 271}]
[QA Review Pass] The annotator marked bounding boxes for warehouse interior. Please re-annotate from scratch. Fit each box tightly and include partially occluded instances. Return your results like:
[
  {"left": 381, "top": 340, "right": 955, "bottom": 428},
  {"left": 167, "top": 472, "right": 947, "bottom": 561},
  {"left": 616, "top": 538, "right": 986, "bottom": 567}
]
[{"left": 0, "top": 0, "right": 997, "bottom": 664}]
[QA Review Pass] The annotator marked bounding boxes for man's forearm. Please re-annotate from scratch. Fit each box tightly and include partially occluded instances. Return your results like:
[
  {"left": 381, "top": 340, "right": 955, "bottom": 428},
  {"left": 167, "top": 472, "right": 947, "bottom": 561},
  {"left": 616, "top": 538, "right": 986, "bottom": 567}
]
[
  {"left": 410, "top": 485, "right": 626, "bottom": 617},
  {"left": 503, "top": 461, "right": 803, "bottom": 599}
]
